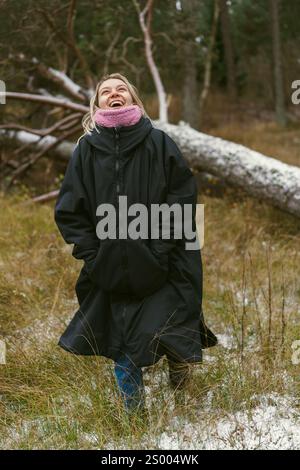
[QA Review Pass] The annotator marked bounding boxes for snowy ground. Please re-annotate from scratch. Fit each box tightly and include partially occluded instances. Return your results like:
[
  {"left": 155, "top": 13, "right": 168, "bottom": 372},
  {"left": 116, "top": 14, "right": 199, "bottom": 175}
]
[
  {"left": 155, "top": 393, "right": 300, "bottom": 450},
  {"left": 2, "top": 321, "right": 300, "bottom": 450},
  {"left": 78, "top": 391, "right": 299, "bottom": 450},
  {"left": 2, "top": 392, "right": 300, "bottom": 450}
]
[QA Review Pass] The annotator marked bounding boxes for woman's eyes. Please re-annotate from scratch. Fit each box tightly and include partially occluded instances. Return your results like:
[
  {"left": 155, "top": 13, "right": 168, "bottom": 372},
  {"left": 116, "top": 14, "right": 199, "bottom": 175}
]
[{"left": 101, "top": 88, "right": 127, "bottom": 95}]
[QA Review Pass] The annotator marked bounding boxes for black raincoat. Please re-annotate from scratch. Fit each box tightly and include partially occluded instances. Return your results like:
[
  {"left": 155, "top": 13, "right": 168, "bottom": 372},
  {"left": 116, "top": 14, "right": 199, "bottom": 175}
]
[{"left": 54, "top": 115, "right": 217, "bottom": 367}]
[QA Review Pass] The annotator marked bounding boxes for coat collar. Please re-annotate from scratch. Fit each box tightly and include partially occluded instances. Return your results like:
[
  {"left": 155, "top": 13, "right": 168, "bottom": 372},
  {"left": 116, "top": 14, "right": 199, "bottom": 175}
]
[{"left": 83, "top": 116, "right": 153, "bottom": 157}]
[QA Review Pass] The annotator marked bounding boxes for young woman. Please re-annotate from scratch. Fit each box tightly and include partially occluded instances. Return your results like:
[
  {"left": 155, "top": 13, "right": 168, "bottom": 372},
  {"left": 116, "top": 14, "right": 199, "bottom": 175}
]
[{"left": 54, "top": 72, "right": 217, "bottom": 415}]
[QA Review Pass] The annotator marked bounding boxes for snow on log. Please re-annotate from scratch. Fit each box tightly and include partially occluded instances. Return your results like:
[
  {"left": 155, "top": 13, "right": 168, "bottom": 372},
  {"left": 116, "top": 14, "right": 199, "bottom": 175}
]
[
  {"left": 0, "top": 130, "right": 75, "bottom": 162},
  {"left": 31, "top": 58, "right": 93, "bottom": 101},
  {"left": 2, "top": 118, "right": 300, "bottom": 217},
  {"left": 154, "top": 119, "right": 300, "bottom": 218}
]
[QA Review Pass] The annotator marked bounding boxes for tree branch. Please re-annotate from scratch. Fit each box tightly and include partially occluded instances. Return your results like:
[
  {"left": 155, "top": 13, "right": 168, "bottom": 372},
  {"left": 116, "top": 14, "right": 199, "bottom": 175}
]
[{"left": 0, "top": 91, "right": 89, "bottom": 113}]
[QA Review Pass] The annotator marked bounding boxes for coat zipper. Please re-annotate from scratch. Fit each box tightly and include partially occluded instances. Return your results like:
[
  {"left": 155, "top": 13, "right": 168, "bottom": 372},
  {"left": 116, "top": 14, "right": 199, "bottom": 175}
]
[
  {"left": 122, "top": 303, "right": 126, "bottom": 322},
  {"left": 114, "top": 128, "right": 128, "bottom": 337},
  {"left": 114, "top": 127, "right": 120, "bottom": 194},
  {"left": 114, "top": 127, "right": 131, "bottom": 295}
]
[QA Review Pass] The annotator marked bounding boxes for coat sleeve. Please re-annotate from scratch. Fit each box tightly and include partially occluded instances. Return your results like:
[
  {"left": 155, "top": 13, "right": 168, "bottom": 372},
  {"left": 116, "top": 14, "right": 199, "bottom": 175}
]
[
  {"left": 151, "top": 133, "right": 198, "bottom": 257},
  {"left": 54, "top": 143, "right": 99, "bottom": 268}
]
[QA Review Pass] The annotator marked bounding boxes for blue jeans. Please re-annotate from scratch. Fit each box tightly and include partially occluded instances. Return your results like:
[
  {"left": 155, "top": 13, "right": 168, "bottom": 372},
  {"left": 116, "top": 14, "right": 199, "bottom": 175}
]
[{"left": 114, "top": 354, "right": 146, "bottom": 412}]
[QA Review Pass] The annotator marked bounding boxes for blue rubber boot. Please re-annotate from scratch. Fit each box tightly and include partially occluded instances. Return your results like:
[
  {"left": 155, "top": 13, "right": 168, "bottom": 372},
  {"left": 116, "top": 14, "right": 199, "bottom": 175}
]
[{"left": 114, "top": 354, "right": 146, "bottom": 414}]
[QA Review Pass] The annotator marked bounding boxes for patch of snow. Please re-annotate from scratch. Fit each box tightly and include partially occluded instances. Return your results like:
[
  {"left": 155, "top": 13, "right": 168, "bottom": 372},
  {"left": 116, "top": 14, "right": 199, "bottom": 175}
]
[
  {"left": 6, "top": 315, "right": 65, "bottom": 352},
  {"left": 216, "top": 333, "right": 237, "bottom": 350},
  {"left": 80, "top": 432, "right": 99, "bottom": 446},
  {"left": 78, "top": 394, "right": 93, "bottom": 409},
  {"left": 1, "top": 417, "right": 47, "bottom": 449},
  {"left": 155, "top": 393, "right": 300, "bottom": 450},
  {"left": 202, "top": 353, "right": 217, "bottom": 363}
]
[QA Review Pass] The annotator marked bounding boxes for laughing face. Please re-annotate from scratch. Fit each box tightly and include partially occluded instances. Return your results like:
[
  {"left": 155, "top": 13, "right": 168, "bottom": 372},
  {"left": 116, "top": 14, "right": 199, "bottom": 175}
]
[{"left": 98, "top": 78, "right": 134, "bottom": 109}]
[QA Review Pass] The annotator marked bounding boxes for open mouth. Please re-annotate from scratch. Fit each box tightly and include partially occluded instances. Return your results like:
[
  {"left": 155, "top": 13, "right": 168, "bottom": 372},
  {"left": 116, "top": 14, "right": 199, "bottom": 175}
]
[{"left": 109, "top": 101, "right": 124, "bottom": 108}]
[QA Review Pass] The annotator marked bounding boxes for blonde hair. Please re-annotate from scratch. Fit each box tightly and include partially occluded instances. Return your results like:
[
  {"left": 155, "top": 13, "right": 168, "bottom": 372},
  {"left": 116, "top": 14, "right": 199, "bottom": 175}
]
[{"left": 77, "top": 73, "right": 151, "bottom": 145}]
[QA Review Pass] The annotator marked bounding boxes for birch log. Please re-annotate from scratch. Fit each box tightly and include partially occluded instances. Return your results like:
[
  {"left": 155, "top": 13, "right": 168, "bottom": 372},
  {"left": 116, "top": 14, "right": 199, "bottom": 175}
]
[
  {"left": 154, "top": 119, "right": 300, "bottom": 218},
  {"left": 2, "top": 120, "right": 300, "bottom": 218}
]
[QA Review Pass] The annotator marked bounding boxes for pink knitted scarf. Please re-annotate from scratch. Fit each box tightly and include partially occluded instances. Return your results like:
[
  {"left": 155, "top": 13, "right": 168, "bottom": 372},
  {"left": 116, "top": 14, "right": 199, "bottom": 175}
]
[{"left": 93, "top": 104, "right": 143, "bottom": 128}]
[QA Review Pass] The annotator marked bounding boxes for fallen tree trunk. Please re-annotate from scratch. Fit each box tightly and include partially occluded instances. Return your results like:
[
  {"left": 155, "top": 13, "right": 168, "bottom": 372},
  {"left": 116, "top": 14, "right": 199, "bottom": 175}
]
[
  {"left": 2, "top": 120, "right": 300, "bottom": 218},
  {"left": 154, "top": 119, "right": 300, "bottom": 218}
]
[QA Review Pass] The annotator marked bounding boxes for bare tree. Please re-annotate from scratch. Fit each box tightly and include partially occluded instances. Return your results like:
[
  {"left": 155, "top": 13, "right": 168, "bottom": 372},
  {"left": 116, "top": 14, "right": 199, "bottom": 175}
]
[
  {"left": 199, "top": 0, "right": 220, "bottom": 127},
  {"left": 132, "top": 0, "right": 168, "bottom": 122},
  {"left": 219, "top": 0, "right": 237, "bottom": 100},
  {"left": 180, "top": 0, "right": 199, "bottom": 129},
  {"left": 35, "top": 0, "right": 95, "bottom": 93},
  {"left": 269, "top": 0, "right": 287, "bottom": 126}
]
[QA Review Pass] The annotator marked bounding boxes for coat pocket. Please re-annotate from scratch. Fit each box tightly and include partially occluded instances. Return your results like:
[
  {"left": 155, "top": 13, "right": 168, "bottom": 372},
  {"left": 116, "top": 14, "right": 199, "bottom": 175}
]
[
  {"left": 88, "top": 239, "right": 127, "bottom": 293},
  {"left": 125, "top": 239, "right": 169, "bottom": 298}
]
